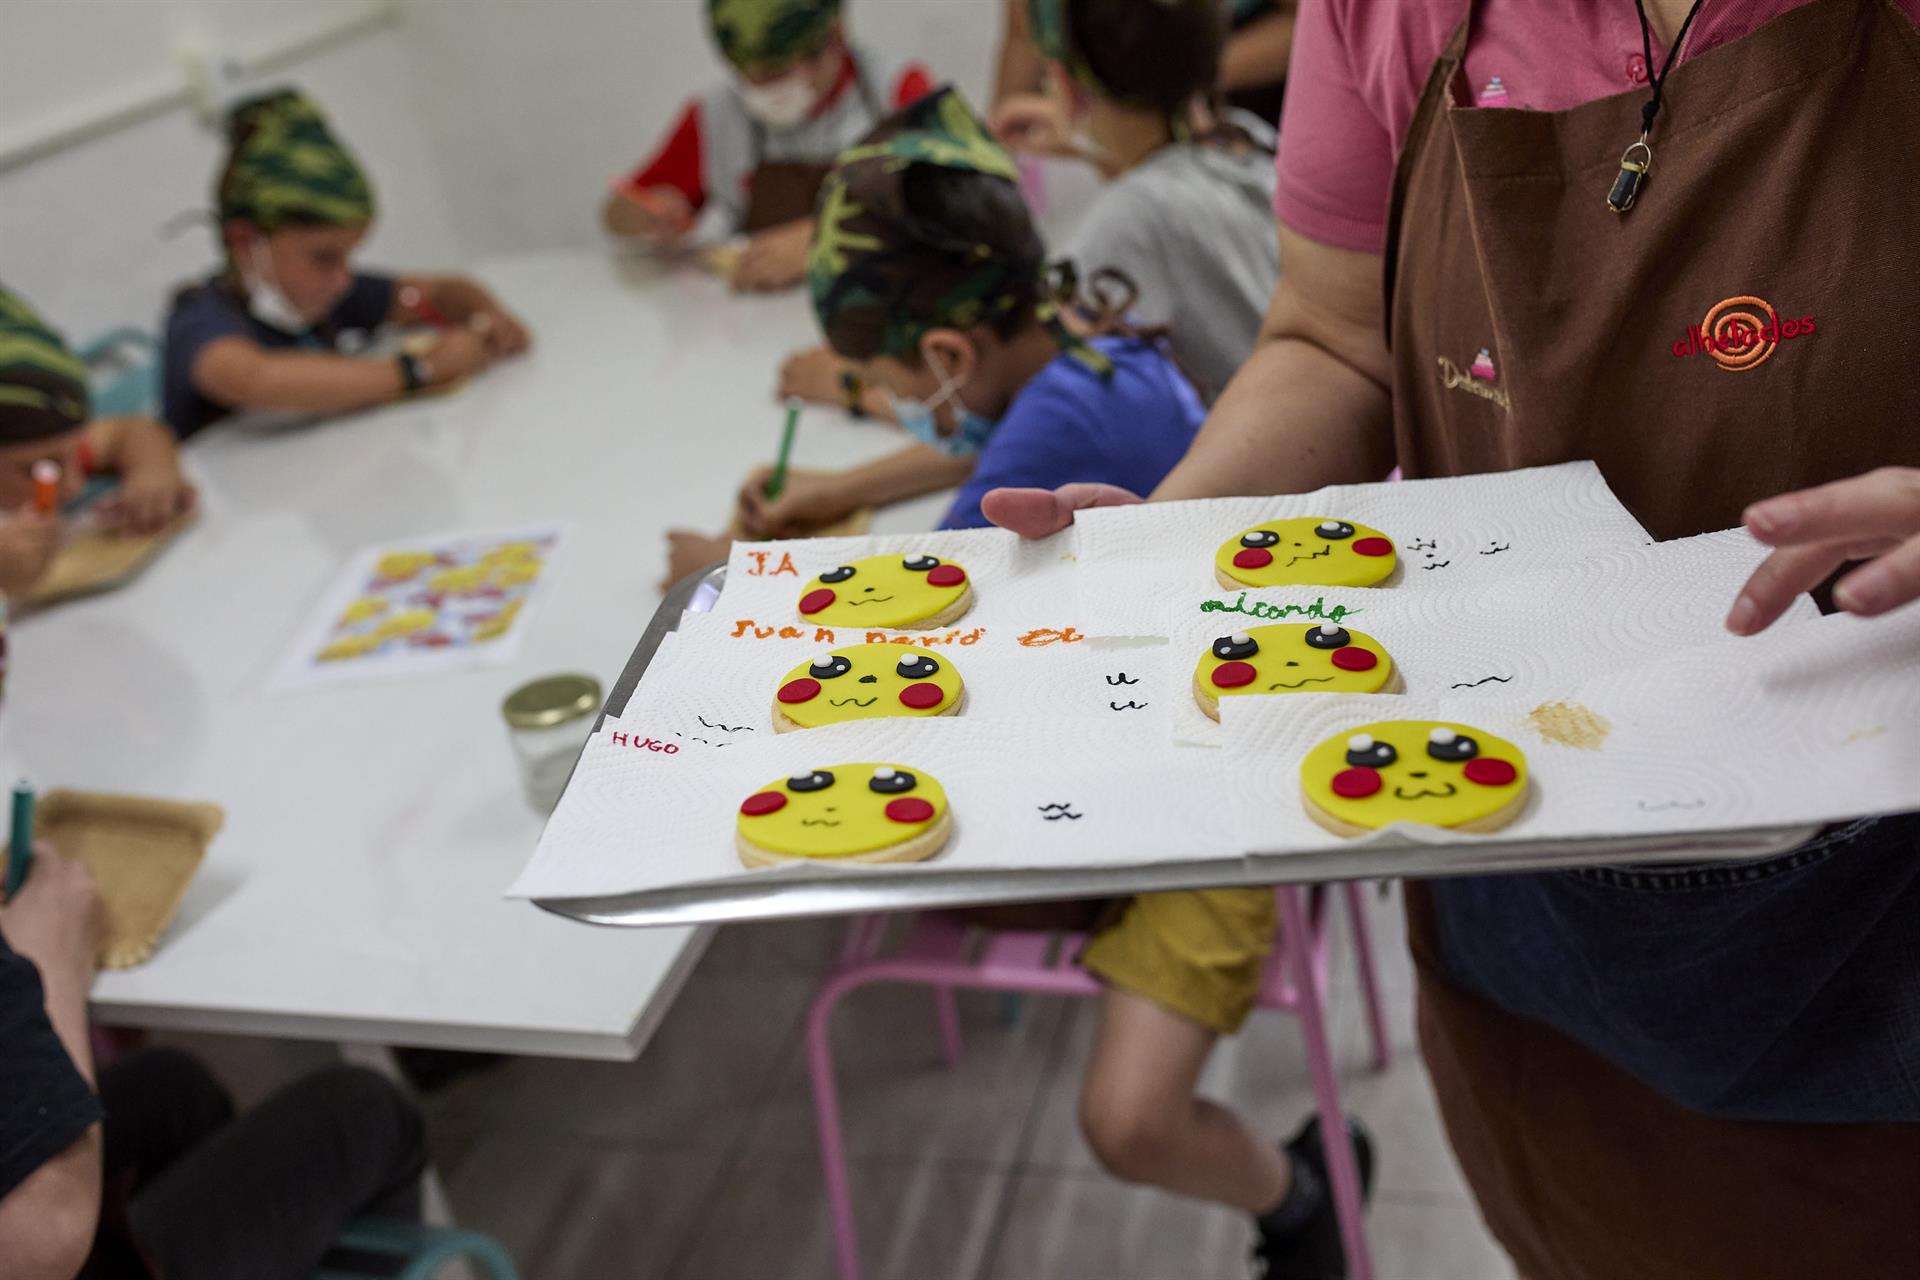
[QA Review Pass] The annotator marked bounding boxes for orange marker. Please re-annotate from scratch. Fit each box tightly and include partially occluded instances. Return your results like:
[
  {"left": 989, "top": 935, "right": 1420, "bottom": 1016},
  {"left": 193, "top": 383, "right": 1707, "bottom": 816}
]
[{"left": 31, "top": 460, "right": 60, "bottom": 517}]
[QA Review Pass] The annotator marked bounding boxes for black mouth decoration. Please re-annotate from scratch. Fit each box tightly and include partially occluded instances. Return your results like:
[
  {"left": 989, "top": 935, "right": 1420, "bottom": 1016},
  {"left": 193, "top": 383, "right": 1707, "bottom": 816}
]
[
  {"left": 829, "top": 697, "right": 879, "bottom": 708},
  {"left": 1392, "top": 783, "right": 1459, "bottom": 801},
  {"left": 1283, "top": 546, "right": 1333, "bottom": 566},
  {"left": 844, "top": 595, "right": 897, "bottom": 606},
  {"left": 1267, "top": 676, "right": 1333, "bottom": 690}
]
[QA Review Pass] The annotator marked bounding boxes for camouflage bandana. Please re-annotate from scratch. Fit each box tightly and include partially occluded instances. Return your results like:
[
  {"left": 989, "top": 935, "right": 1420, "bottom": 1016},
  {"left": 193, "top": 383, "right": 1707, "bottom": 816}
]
[
  {"left": 217, "top": 90, "right": 375, "bottom": 232},
  {"left": 0, "top": 285, "right": 89, "bottom": 444},
  {"left": 707, "top": 0, "right": 840, "bottom": 74},
  {"left": 807, "top": 87, "right": 1110, "bottom": 377}
]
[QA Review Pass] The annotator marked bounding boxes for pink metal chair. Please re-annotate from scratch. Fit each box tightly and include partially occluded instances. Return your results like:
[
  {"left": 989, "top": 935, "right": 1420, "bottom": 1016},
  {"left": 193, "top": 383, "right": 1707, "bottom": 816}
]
[{"left": 806, "top": 883, "right": 1394, "bottom": 1280}]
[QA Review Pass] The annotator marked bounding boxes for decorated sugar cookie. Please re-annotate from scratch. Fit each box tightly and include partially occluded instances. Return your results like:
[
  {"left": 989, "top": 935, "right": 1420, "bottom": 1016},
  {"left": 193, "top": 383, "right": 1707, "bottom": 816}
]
[
  {"left": 736, "top": 764, "right": 953, "bottom": 868},
  {"left": 772, "top": 644, "right": 965, "bottom": 732},
  {"left": 1215, "top": 518, "right": 1397, "bottom": 590},
  {"left": 1192, "top": 624, "right": 1399, "bottom": 721},
  {"left": 796, "top": 553, "right": 973, "bottom": 629},
  {"left": 1301, "top": 721, "right": 1528, "bottom": 836}
]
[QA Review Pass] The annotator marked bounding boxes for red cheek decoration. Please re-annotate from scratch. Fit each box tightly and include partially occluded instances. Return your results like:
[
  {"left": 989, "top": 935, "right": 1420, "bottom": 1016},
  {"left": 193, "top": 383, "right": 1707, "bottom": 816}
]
[
  {"left": 885, "top": 797, "right": 935, "bottom": 824},
  {"left": 777, "top": 678, "right": 822, "bottom": 704},
  {"left": 740, "top": 791, "right": 788, "bottom": 816},
  {"left": 1330, "top": 647, "right": 1378, "bottom": 672},
  {"left": 1463, "top": 758, "right": 1518, "bottom": 787},
  {"left": 799, "top": 589, "right": 836, "bottom": 614},
  {"left": 1331, "top": 767, "right": 1383, "bottom": 799},
  {"left": 1232, "top": 548, "right": 1274, "bottom": 570},
  {"left": 1211, "top": 661, "right": 1258, "bottom": 689},
  {"left": 1352, "top": 537, "right": 1393, "bottom": 557},
  {"left": 926, "top": 565, "right": 966, "bottom": 588},
  {"left": 899, "top": 682, "right": 944, "bottom": 709}
]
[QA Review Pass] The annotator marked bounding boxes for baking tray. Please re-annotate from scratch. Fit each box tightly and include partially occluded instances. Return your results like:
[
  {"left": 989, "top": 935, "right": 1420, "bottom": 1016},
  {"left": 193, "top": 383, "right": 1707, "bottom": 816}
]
[{"left": 538, "top": 565, "right": 1822, "bottom": 928}]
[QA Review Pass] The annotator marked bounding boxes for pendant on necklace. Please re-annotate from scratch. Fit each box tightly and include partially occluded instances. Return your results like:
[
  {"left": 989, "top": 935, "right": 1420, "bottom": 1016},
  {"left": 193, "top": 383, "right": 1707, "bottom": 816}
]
[{"left": 1608, "top": 136, "right": 1654, "bottom": 213}]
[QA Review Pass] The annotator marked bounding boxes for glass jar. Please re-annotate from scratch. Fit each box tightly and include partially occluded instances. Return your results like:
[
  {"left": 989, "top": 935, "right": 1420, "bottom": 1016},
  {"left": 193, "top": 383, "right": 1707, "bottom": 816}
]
[{"left": 501, "top": 674, "right": 602, "bottom": 814}]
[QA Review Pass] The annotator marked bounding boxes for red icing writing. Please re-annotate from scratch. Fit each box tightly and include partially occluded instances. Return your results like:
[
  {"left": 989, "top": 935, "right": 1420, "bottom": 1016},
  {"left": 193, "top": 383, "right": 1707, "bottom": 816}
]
[
  {"left": 898, "top": 682, "right": 943, "bottom": 709},
  {"left": 885, "top": 797, "right": 935, "bottom": 824},
  {"left": 608, "top": 733, "right": 680, "bottom": 754},
  {"left": 1233, "top": 548, "right": 1274, "bottom": 569},
  {"left": 1352, "top": 538, "right": 1393, "bottom": 557},
  {"left": 1463, "top": 758, "right": 1517, "bottom": 787},
  {"left": 744, "top": 550, "right": 799, "bottom": 577},
  {"left": 1211, "top": 661, "right": 1257, "bottom": 689},
  {"left": 740, "top": 791, "right": 787, "bottom": 816},
  {"left": 1331, "top": 647, "right": 1378, "bottom": 672},
  {"left": 1017, "top": 627, "right": 1084, "bottom": 648},
  {"left": 778, "top": 678, "right": 821, "bottom": 705},
  {"left": 799, "top": 589, "right": 836, "bottom": 615},
  {"left": 1331, "top": 767, "right": 1382, "bottom": 799}
]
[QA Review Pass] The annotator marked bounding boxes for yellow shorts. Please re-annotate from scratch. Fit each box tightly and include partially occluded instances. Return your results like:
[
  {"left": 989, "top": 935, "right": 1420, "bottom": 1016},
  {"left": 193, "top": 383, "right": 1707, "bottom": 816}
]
[{"left": 1080, "top": 888, "right": 1278, "bottom": 1035}]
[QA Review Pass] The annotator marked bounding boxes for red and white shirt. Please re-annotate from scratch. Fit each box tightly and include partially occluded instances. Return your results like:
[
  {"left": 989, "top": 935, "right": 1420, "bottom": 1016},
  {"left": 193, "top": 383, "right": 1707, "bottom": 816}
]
[{"left": 618, "top": 45, "right": 934, "bottom": 235}]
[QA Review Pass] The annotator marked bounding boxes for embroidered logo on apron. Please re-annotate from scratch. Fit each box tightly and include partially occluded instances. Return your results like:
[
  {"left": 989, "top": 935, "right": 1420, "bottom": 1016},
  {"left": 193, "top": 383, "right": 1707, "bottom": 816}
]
[
  {"left": 1670, "top": 295, "right": 1817, "bottom": 371},
  {"left": 1437, "top": 348, "right": 1510, "bottom": 410}
]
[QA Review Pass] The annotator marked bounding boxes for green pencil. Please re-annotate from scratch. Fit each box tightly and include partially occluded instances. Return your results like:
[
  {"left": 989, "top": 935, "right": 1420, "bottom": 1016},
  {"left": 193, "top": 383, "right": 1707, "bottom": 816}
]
[
  {"left": 6, "top": 780, "right": 34, "bottom": 899},
  {"left": 766, "top": 398, "right": 802, "bottom": 500}
]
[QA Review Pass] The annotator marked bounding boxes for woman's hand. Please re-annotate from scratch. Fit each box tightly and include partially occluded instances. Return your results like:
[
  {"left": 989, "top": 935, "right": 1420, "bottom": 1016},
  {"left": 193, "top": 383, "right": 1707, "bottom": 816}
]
[
  {"left": 737, "top": 465, "right": 857, "bottom": 539},
  {"left": 1729, "top": 467, "right": 1920, "bottom": 634},
  {"left": 980, "top": 482, "right": 1145, "bottom": 540},
  {"left": 733, "top": 219, "right": 813, "bottom": 293}
]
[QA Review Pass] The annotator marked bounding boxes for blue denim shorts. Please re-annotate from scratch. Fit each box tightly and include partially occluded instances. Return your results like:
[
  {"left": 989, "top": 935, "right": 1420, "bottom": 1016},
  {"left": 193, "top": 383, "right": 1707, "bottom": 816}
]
[{"left": 1428, "top": 812, "right": 1920, "bottom": 1123}]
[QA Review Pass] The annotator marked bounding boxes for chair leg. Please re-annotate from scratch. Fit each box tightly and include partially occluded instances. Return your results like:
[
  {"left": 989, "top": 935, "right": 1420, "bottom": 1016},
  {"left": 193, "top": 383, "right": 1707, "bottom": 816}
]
[
  {"left": 806, "top": 981, "right": 865, "bottom": 1280},
  {"left": 1342, "top": 882, "right": 1394, "bottom": 1072},
  {"left": 1279, "top": 888, "right": 1375, "bottom": 1280},
  {"left": 932, "top": 986, "right": 965, "bottom": 1068}
]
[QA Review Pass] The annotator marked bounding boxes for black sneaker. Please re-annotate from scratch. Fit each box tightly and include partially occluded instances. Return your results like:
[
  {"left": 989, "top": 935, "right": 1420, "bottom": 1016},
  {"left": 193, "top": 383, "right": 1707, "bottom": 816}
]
[{"left": 1251, "top": 1114, "right": 1377, "bottom": 1280}]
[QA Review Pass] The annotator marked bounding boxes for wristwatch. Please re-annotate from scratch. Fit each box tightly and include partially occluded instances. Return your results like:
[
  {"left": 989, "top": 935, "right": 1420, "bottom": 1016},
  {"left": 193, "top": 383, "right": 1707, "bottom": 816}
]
[
  {"left": 396, "top": 351, "right": 428, "bottom": 395},
  {"left": 839, "top": 368, "right": 868, "bottom": 420}
]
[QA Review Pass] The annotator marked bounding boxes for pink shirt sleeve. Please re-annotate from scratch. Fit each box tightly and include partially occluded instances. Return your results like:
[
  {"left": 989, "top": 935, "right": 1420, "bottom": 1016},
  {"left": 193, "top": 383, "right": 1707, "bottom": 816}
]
[{"left": 1272, "top": 0, "right": 1401, "bottom": 254}]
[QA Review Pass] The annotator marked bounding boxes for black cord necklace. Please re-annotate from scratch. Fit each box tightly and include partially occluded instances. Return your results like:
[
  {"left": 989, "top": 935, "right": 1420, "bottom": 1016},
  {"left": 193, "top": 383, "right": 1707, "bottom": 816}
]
[{"left": 1608, "top": 0, "right": 1710, "bottom": 213}]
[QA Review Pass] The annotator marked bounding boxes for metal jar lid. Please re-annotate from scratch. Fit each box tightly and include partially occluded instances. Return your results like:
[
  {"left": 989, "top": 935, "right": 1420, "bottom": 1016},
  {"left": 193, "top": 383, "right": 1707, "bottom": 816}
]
[{"left": 501, "top": 674, "right": 602, "bottom": 730}]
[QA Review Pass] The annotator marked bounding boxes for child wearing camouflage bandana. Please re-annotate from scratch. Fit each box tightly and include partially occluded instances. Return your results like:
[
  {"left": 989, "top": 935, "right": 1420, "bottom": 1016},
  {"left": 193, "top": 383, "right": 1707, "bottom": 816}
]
[
  {"left": 601, "top": 0, "right": 934, "bottom": 293},
  {"left": 163, "top": 90, "right": 530, "bottom": 440}
]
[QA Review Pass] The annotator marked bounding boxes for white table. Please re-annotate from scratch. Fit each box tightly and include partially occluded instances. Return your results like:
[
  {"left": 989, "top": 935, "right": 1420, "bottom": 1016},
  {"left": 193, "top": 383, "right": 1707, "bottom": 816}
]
[{"left": 0, "top": 249, "right": 941, "bottom": 1059}]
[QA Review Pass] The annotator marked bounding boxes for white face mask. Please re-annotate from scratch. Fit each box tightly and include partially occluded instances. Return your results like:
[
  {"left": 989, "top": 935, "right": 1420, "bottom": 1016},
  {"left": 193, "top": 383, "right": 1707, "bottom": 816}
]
[
  {"left": 740, "top": 72, "right": 818, "bottom": 129},
  {"left": 244, "top": 241, "right": 311, "bottom": 334}
]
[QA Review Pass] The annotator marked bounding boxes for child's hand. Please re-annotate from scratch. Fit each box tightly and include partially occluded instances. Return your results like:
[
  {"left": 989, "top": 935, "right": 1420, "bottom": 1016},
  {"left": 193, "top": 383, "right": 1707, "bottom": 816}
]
[
  {"left": 0, "top": 509, "right": 61, "bottom": 594},
  {"left": 988, "top": 93, "right": 1074, "bottom": 156},
  {"left": 981, "top": 482, "right": 1144, "bottom": 540},
  {"left": 471, "top": 307, "right": 532, "bottom": 359},
  {"left": 421, "top": 328, "right": 493, "bottom": 386},
  {"left": 663, "top": 529, "right": 733, "bottom": 592},
  {"left": 1730, "top": 466, "right": 1920, "bottom": 634},
  {"left": 777, "top": 347, "right": 850, "bottom": 409},
  {"left": 737, "top": 466, "right": 856, "bottom": 539},
  {"left": 733, "top": 220, "right": 812, "bottom": 293},
  {"left": 100, "top": 463, "right": 197, "bottom": 537},
  {"left": 0, "top": 842, "right": 103, "bottom": 979},
  {"left": 608, "top": 185, "right": 696, "bottom": 243}
]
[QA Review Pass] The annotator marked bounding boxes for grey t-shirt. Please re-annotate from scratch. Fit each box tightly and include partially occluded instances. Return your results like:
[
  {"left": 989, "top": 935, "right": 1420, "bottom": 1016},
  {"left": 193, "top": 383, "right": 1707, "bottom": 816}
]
[{"left": 1064, "top": 115, "right": 1280, "bottom": 403}]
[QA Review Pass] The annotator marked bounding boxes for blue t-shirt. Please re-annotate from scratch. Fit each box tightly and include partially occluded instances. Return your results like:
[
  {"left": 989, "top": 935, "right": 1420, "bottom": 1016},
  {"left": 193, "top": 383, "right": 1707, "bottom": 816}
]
[
  {"left": 939, "top": 336, "right": 1204, "bottom": 531},
  {"left": 161, "top": 271, "right": 395, "bottom": 439}
]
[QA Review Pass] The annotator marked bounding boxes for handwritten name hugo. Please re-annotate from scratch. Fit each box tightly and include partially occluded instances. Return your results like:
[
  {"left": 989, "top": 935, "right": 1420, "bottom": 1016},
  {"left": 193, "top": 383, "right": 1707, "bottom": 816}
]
[{"left": 1200, "top": 593, "right": 1362, "bottom": 624}]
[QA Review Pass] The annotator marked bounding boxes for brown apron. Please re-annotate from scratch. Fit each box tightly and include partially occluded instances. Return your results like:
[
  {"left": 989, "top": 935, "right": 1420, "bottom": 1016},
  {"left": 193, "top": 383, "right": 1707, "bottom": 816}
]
[
  {"left": 740, "top": 60, "right": 885, "bottom": 233},
  {"left": 1383, "top": 2, "right": 1920, "bottom": 1277}
]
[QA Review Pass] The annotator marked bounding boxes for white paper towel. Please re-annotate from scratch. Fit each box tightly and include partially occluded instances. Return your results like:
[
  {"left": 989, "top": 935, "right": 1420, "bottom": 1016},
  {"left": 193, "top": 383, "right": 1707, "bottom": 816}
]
[
  {"left": 1072, "top": 462, "right": 1654, "bottom": 637},
  {"left": 1166, "top": 529, "right": 1821, "bottom": 745}
]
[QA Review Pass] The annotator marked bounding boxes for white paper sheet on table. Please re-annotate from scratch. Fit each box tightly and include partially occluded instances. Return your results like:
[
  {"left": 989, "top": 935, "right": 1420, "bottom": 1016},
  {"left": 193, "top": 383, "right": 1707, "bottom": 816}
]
[
  {"left": 1215, "top": 606, "right": 1920, "bottom": 854},
  {"left": 509, "top": 715, "right": 1245, "bottom": 899},
  {"left": 1165, "top": 529, "right": 1821, "bottom": 745},
  {"left": 265, "top": 523, "right": 568, "bottom": 693},
  {"left": 1072, "top": 462, "right": 1654, "bottom": 638}
]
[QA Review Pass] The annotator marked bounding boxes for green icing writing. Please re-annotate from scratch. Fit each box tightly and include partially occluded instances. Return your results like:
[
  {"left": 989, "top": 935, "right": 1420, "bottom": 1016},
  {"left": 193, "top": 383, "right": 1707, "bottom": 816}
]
[{"left": 1199, "top": 593, "right": 1361, "bottom": 624}]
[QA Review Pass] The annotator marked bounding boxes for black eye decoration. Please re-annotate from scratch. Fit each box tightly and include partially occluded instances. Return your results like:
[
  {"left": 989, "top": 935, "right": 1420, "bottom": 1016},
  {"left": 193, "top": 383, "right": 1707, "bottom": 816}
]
[
  {"left": 896, "top": 655, "right": 941, "bottom": 680},
  {"left": 1240, "top": 529, "right": 1280, "bottom": 548},
  {"left": 819, "top": 566, "right": 857, "bottom": 584},
  {"left": 1213, "top": 632, "right": 1259, "bottom": 661},
  {"left": 1305, "top": 625, "right": 1351, "bottom": 650},
  {"left": 868, "top": 767, "right": 919, "bottom": 795},
  {"left": 1344, "top": 734, "right": 1398, "bottom": 768},
  {"left": 1315, "top": 520, "right": 1357, "bottom": 540},
  {"left": 788, "top": 769, "right": 836, "bottom": 793},
  {"left": 1426, "top": 727, "right": 1480, "bottom": 762},
  {"left": 808, "top": 654, "right": 852, "bottom": 679},
  {"left": 902, "top": 554, "right": 941, "bottom": 572}
]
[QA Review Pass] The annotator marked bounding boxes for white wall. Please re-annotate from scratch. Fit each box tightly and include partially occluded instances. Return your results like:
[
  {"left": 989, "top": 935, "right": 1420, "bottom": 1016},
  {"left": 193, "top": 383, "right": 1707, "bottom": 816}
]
[{"left": 399, "top": 0, "right": 1008, "bottom": 258}]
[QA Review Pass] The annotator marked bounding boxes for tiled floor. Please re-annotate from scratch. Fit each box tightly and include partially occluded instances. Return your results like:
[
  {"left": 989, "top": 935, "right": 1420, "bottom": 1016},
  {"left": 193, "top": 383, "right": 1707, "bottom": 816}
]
[{"left": 183, "top": 885, "right": 1515, "bottom": 1279}]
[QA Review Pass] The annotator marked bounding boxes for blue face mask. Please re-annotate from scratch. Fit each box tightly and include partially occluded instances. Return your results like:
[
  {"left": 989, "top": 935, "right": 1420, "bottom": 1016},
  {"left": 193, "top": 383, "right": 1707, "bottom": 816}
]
[{"left": 888, "top": 355, "right": 999, "bottom": 457}]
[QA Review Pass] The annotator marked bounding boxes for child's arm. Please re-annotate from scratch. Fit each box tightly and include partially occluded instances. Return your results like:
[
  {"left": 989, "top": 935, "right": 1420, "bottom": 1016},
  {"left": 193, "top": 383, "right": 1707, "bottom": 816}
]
[
  {"left": 0, "top": 511, "right": 60, "bottom": 595},
  {"left": 1220, "top": 3, "right": 1296, "bottom": 94},
  {"left": 189, "top": 329, "right": 490, "bottom": 421},
  {"left": 736, "top": 444, "right": 974, "bottom": 539},
  {"left": 732, "top": 218, "right": 814, "bottom": 294},
  {"left": 777, "top": 347, "right": 897, "bottom": 422},
  {"left": 80, "top": 417, "right": 197, "bottom": 535},
  {"left": 391, "top": 276, "right": 532, "bottom": 357},
  {"left": 604, "top": 102, "right": 706, "bottom": 243}
]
